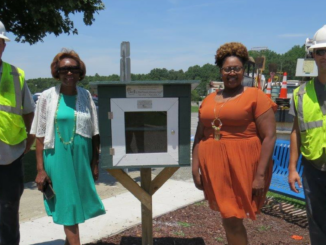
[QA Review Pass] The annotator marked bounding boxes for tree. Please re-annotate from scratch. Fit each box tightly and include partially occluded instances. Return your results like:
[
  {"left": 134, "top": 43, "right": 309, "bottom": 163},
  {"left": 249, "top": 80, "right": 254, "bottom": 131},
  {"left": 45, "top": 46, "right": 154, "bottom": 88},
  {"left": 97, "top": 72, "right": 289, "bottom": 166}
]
[
  {"left": 191, "top": 89, "right": 201, "bottom": 104},
  {"left": 0, "top": 0, "right": 105, "bottom": 44},
  {"left": 148, "top": 68, "right": 169, "bottom": 80},
  {"left": 26, "top": 44, "right": 306, "bottom": 99},
  {"left": 248, "top": 46, "right": 305, "bottom": 80},
  {"left": 281, "top": 45, "right": 305, "bottom": 79}
]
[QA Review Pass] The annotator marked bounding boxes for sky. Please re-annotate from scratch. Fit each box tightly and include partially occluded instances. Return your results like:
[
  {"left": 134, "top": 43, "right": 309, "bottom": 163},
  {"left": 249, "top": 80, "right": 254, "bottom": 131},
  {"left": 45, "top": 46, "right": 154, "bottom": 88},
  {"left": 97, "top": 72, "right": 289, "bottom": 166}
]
[{"left": 2, "top": 0, "right": 326, "bottom": 80}]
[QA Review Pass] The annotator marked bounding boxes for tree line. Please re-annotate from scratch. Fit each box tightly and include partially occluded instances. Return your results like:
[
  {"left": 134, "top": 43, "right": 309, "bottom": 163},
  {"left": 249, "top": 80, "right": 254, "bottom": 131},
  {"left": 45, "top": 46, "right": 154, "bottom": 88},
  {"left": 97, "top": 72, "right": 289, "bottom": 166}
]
[{"left": 27, "top": 44, "right": 306, "bottom": 101}]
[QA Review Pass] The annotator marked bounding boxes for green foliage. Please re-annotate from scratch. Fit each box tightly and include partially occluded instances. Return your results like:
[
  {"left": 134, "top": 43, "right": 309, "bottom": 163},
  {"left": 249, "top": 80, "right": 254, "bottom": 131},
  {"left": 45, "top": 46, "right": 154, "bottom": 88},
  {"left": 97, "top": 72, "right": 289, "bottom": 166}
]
[
  {"left": 191, "top": 90, "right": 201, "bottom": 103},
  {"left": 185, "top": 64, "right": 220, "bottom": 96},
  {"left": 215, "top": 237, "right": 224, "bottom": 242},
  {"left": 27, "top": 74, "right": 121, "bottom": 94},
  {"left": 177, "top": 222, "right": 193, "bottom": 228},
  {"left": 266, "top": 191, "right": 305, "bottom": 207},
  {"left": 194, "top": 201, "right": 206, "bottom": 206},
  {"left": 0, "top": 0, "right": 105, "bottom": 44},
  {"left": 248, "top": 45, "right": 305, "bottom": 81},
  {"left": 191, "top": 106, "right": 199, "bottom": 113},
  {"left": 282, "top": 45, "right": 306, "bottom": 79},
  {"left": 26, "top": 45, "right": 306, "bottom": 99},
  {"left": 173, "top": 230, "right": 185, "bottom": 237},
  {"left": 257, "top": 225, "right": 271, "bottom": 232}
]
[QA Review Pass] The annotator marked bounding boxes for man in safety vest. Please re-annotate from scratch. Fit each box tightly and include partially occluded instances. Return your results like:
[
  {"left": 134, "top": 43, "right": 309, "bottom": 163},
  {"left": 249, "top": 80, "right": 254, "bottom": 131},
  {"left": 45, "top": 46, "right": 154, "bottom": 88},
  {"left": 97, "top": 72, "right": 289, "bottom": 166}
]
[
  {"left": 0, "top": 21, "right": 35, "bottom": 245},
  {"left": 288, "top": 25, "right": 326, "bottom": 244}
]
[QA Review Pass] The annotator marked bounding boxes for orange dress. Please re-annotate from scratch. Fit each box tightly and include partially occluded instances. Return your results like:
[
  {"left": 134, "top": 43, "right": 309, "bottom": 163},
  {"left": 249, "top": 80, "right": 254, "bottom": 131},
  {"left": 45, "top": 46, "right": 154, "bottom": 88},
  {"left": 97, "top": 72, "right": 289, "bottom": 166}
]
[{"left": 198, "top": 87, "right": 277, "bottom": 220}]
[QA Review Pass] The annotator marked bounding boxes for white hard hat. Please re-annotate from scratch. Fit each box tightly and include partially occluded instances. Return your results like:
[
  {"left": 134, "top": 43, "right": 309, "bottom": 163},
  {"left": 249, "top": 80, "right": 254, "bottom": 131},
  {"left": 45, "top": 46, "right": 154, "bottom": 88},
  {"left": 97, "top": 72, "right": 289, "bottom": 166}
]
[
  {"left": 0, "top": 21, "right": 10, "bottom": 42},
  {"left": 309, "top": 25, "right": 326, "bottom": 51}
]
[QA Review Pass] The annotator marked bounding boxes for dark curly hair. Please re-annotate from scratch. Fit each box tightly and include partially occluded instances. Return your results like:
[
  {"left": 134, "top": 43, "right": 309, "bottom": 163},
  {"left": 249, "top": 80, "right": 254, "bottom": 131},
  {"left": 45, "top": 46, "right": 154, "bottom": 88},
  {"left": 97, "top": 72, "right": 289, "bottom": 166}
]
[
  {"left": 50, "top": 48, "right": 86, "bottom": 81},
  {"left": 215, "top": 42, "right": 249, "bottom": 68}
]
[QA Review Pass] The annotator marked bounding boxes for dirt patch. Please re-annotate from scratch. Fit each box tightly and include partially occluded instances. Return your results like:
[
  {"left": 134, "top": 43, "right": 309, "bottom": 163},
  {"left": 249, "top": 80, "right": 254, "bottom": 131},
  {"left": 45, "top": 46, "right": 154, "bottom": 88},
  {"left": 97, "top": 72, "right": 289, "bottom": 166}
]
[{"left": 86, "top": 199, "right": 310, "bottom": 245}]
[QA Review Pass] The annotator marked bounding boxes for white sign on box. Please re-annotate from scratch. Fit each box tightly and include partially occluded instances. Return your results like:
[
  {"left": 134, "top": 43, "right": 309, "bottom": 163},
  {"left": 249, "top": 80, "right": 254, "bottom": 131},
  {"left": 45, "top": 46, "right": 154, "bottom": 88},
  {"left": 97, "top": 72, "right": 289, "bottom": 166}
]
[{"left": 126, "top": 85, "right": 163, "bottom": 98}]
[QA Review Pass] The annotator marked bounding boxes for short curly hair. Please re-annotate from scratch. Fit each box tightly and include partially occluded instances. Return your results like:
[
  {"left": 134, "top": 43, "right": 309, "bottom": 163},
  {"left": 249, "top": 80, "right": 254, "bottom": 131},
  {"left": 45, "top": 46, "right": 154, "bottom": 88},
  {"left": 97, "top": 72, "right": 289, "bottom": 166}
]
[
  {"left": 50, "top": 48, "right": 86, "bottom": 81},
  {"left": 215, "top": 42, "right": 249, "bottom": 68}
]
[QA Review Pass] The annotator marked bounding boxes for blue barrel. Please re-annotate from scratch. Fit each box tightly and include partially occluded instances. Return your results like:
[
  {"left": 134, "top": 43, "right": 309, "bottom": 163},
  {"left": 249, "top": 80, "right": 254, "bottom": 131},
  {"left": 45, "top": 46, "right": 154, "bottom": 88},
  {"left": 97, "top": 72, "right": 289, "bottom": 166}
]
[{"left": 271, "top": 86, "right": 281, "bottom": 101}]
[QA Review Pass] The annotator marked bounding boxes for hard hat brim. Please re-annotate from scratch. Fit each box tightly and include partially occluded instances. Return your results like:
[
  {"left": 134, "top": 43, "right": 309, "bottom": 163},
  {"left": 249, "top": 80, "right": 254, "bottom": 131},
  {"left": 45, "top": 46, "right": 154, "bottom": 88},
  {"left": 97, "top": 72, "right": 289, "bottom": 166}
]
[
  {"left": 0, "top": 35, "right": 10, "bottom": 42},
  {"left": 308, "top": 43, "right": 326, "bottom": 51}
]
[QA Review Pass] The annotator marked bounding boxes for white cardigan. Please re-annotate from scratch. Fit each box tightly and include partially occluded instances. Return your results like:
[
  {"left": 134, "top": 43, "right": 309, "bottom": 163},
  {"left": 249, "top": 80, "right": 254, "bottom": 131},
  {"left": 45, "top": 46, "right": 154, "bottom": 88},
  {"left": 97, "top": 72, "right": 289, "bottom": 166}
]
[{"left": 31, "top": 85, "right": 99, "bottom": 149}]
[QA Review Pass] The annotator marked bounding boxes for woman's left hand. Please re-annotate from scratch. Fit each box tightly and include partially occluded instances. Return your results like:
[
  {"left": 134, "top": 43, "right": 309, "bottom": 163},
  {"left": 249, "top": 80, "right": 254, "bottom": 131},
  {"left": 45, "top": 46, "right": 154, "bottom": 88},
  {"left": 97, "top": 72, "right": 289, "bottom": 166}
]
[
  {"left": 91, "top": 159, "right": 99, "bottom": 181},
  {"left": 252, "top": 175, "right": 265, "bottom": 198}
]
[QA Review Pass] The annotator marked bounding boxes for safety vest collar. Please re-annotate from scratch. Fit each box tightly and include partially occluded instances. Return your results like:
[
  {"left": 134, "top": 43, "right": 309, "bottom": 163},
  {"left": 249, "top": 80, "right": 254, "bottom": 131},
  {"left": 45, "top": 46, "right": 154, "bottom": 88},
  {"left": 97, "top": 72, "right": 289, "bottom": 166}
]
[
  {"left": 0, "top": 62, "right": 23, "bottom": 115},
  {"left": 296, "top": 80, "right": 323, "bottom": 131}
]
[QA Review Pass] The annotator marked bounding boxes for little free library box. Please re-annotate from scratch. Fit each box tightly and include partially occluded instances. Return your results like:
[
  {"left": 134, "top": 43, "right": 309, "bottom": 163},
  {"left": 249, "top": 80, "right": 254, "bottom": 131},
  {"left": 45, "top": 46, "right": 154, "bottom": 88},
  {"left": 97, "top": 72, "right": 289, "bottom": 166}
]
[{"left": 91, "top": 80, "right": 199, "bottom": 169}]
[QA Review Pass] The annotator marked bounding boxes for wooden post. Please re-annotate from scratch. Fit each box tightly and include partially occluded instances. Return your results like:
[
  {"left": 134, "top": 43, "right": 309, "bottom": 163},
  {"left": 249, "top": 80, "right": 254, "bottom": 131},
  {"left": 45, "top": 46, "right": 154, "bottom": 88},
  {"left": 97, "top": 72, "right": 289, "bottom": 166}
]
[
  {"left": 107, "top": 167, "right": 179, "bottom": 245},
  {"left": 141, "top": 168, "right": 152, "bottom": 245}
]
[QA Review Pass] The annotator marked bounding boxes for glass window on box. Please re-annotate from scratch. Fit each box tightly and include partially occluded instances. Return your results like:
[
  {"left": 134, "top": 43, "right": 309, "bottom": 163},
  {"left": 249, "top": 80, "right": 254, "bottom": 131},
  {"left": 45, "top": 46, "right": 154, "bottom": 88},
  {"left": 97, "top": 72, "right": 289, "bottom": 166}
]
[{"left": 125, "top": 111, "right": 167, "bottom": 154}]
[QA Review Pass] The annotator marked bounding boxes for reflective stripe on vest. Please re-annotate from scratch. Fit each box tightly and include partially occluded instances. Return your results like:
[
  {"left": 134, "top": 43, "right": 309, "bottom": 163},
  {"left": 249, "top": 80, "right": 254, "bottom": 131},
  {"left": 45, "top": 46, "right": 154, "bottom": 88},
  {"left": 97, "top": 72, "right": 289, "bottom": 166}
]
[
  {"left": 0, "top": 62, "right": 26, "bottom": 145},
  {"left": 294, "top": 79, "right": 326, "bottom": 161},
  {"left": 296, "top": 83, "right": 323, "bottom": 131},
  {"left": 0, "top": 65, "right": 23, "bottom": 115}
]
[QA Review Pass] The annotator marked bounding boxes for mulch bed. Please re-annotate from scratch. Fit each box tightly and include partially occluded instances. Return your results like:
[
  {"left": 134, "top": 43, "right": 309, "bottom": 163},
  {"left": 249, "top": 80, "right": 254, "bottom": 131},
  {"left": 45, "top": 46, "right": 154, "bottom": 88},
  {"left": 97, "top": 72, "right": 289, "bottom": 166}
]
[{"left": 86, "top": 198, "right": 310, "bottom": 245}]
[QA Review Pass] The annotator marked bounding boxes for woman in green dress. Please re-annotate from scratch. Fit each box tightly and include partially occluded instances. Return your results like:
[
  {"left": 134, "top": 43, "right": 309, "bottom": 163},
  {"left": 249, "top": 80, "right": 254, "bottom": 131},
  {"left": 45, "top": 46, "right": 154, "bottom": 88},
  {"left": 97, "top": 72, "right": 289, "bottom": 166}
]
[{"left": 31, "top": 49, "right": 105, "bottom": 245}]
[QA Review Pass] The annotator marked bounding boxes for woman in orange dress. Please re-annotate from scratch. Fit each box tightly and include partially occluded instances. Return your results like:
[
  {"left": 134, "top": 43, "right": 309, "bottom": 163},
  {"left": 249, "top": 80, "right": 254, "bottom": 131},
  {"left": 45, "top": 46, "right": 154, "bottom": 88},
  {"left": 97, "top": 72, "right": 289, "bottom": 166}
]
[{"left": 192, "top": 42, "right": 277, "bottom": 245}]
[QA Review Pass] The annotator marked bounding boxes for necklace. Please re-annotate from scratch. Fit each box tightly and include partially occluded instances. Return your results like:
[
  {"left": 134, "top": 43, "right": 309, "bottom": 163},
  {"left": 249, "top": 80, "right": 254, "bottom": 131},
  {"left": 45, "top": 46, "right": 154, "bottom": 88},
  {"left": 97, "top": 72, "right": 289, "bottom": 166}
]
[
  {"left": 211, "top": 87, "right": 244, "bottom": 141},
  {"left": 55, "top": 93, "right": 77, "bottom": 145}
]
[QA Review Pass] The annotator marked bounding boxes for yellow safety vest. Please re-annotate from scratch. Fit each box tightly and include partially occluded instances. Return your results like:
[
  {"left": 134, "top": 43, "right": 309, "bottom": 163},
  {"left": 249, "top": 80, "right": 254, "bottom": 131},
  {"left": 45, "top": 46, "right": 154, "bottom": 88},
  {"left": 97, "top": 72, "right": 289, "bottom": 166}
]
[
  {"left": 0, "top": 61, "right": 27, "bottom": 145},
  {"left": 293, "top": 80, "right": 326, "bottom": 161}
]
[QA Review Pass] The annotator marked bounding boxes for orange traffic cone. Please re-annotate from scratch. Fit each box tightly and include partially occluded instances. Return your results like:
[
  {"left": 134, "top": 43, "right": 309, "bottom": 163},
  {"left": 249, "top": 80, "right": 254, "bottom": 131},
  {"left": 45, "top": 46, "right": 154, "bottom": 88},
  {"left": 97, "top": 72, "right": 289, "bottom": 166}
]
[
  {"left": 266, "top": 78, "right": 272, "bottom": 98},
  {"left": 279, "top": 72, "right": 288, "bottom": 98}
]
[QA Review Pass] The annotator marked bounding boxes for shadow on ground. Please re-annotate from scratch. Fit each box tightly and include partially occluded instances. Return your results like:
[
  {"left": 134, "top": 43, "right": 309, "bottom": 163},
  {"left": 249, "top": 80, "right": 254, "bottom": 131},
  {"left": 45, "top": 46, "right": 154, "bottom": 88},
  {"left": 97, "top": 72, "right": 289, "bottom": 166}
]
[
  {"left": 31, "top": 239, "right": 64, "bottom": 245},
  {"left": 262, "top": 197, "right": 308, "bottom": 228},
  {"left": 91, "top": 236, "right": 206, "bottom": 245}
]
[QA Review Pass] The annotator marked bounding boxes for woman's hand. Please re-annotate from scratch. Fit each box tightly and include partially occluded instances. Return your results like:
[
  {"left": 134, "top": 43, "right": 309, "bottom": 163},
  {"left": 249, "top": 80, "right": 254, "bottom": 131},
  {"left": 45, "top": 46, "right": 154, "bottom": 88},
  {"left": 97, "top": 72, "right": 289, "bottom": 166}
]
[
  {"left": 192, "top": 121, "right": 204, "bottom": 191},
  {"left": 35, "top": 170, "right": 51, "bottom": 192},
  {"left": 192, "top": 172, "right": 203, "bottom": 191},
  {"left": 252, "top": 175, "right": 265, "bottom": 197},
  {"left": 91, "top": 159, "right": 99, "bottom": 181}
]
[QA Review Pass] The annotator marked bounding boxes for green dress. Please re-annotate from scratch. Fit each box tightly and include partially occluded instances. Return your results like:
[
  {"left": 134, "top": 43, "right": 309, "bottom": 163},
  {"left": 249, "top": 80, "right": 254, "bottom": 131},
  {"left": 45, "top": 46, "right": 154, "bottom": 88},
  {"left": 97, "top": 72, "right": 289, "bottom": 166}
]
[{"left": 43, "top": 94, "right": 105, "bottom": 225}]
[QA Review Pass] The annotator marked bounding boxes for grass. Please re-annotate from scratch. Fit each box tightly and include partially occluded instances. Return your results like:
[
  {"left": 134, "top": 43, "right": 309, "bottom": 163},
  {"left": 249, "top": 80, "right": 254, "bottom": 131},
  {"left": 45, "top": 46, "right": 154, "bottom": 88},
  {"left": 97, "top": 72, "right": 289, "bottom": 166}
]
[
  {"left": 257, "top": 225, "right": 271, "bottom": 232},
  {"left": 177, "top": 222, "right": 193, "bottom": 228},
  {"left": 194, "top": 201, "right": 206, "bottom": 206},
  {"left": 215, "top": 237, "right": 224, "bottom": 242},
  {"left": 191, "top": 106, "right": 199, "bottom": 113},
  {"left": 266, "top": 191, "right": 306, "bottom": 207},
  {"left": 173, "top": 231, "right": 185, "bottom": 237}
]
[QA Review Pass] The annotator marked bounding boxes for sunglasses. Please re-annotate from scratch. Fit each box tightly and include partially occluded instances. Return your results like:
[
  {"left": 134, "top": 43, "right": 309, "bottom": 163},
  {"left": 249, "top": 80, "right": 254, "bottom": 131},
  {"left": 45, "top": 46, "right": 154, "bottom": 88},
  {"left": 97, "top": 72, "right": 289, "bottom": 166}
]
[
  {"left": 57, "top": 66, "right": 80, "bottom": 74},
  {"left": 315, "top": 49, "right": 326, "bottom": 56},
  {"left": 220, "top": 66, "right": 243, "bottom": 73}
]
